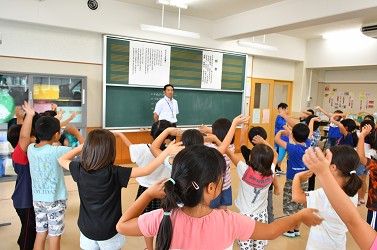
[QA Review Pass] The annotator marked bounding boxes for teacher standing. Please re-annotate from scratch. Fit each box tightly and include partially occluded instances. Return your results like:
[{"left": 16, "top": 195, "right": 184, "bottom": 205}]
[{"left": 153, "top": 84, "right": 179, "bottom": 126}]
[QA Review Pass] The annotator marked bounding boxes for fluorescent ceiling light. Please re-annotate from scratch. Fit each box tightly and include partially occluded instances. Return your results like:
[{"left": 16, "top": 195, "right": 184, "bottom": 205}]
[
  {"left": 322, "top": 29, "right": 363, "bottom": 40},
  {"left": 157, "top": 0, "right": 188, "bottom": 9},
  {"left": 237, "top": 40, "right": 278, "bottom": 52},
  {"left": 141, "top": 24, "right": 200, "bottom": 39}
]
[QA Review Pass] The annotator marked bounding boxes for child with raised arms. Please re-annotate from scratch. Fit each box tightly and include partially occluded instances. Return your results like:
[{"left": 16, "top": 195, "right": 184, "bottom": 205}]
[
  {"left": 293, "top": 145, "right": 361, "bottom": 249},
  {"left": 116, "top": 145, "right": 323, "bottom": 250},
  {"left": 150, "top": 127, "right": 204, "bottom": 168},
  {"left": 115, "top": 119, "right": 173, "bottom": 250},
  {"left": 27, "top": 116, "right": 84, "bottom": 250},
  {"left": 275, "top": 123, "right": 311, "bottom": 238},
  {"left": 226, "top": 127, "right": 279, "bottom": 250},
  {"left": 330, "top": 115, "right": 358, "bottom": 147},
  {"left": 303, "top": 147, "right": 377, "bottom": 250},
  {"left": 200, "top": 118, "right": 236, "bottom": 210},
  {"left": 239, "top": 124, "right": 280, "bottom": 224},
  {"left": 7, "top": 101, "right": 39, "bottom": 250},
  {"left": 58, "top": 129, "right": 184, "bottom": 250},
  {"left": 315, "top": 106, "right": 345, "bottom": 148}
]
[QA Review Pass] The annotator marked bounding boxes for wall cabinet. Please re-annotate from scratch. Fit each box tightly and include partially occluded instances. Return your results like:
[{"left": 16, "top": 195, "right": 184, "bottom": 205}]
[{"left": 0, "top": 71, "right": 87, "bottom": 180}]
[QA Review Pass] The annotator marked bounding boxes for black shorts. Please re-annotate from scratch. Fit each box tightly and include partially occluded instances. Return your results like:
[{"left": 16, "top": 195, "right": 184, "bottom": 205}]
[{"left": 136, "top": 185, "right": 162, "bottom": 213}]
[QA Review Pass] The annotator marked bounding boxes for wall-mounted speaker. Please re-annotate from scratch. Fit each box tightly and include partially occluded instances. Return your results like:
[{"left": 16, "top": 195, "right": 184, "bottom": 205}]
[{"left": 87, "top": 0, "right": 99, "bottom": 10}]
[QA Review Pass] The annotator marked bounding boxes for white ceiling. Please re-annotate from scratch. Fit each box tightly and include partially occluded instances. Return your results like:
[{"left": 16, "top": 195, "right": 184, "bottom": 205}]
[
  {"left": 116, "top": 0, "right": 377, "bottom": 39},
  {"left": 117, "top": 0, "right": 285, "bottom": 20}
]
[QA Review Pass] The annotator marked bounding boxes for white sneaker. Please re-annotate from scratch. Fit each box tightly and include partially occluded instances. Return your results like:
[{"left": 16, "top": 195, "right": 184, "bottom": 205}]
[
  {"left": 276, "top": 170, "right": 286, "bottom": 175},
  {"left": 294, "top": 230, "right": 301, "bottom": 237},
  {"left": 283, "top": 231, "right": 295, "bottom": 238}
]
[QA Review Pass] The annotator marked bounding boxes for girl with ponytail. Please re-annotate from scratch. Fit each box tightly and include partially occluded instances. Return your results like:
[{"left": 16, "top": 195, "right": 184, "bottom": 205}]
[
  {"left": 292, "top": 145, "right": 361, "bottom": 249},
  {"left": 116, "top": 121, "right": 323, "bottom": 249}
]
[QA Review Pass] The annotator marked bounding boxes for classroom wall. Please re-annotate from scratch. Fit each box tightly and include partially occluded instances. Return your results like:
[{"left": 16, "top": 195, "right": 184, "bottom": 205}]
[
  {"left": 323, "top": 69, "right": 377, "bottom": 83},
  {"left": 306, "top": 37, "right": 377, "bottom": 68},
  {"left": 252, "top": 57, "right": 296, "bottom": 80}
]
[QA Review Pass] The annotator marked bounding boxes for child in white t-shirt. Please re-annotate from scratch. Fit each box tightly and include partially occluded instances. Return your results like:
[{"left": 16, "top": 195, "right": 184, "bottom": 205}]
[
  {"left": 226, "top": 133, "right": 278, "bottom": 250},
  {"left": 292, "top": 145, "right": 361, "bottom": 250}
]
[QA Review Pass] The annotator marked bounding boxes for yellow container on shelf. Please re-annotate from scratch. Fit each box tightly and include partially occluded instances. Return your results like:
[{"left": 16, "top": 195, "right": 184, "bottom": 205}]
[{"left": 33, "top": 85, "right": 60, "bottom": 100}]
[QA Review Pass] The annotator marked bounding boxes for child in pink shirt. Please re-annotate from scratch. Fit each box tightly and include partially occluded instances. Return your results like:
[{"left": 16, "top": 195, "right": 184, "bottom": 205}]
[{"left": 116, "top": 116, "right": 323, "bottom": 249}]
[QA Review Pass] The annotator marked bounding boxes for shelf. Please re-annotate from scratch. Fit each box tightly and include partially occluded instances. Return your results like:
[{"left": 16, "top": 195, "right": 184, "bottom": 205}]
[
  {"left": 34, "top": 99, "right": 81, "bottom": 102},
  {"left": 0, "top": 85, "right": 28, "bottom": 88}
]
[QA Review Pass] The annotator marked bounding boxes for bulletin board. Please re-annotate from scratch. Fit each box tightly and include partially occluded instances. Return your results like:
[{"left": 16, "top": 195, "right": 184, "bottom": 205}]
[{"left": 321, "top": 83, "right": 377, "bottom": 115}]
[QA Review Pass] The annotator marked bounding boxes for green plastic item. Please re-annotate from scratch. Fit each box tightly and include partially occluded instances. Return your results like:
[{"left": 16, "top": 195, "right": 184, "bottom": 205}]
[{"left": 0, "top": 90, "right": 15, "bottom": 123}]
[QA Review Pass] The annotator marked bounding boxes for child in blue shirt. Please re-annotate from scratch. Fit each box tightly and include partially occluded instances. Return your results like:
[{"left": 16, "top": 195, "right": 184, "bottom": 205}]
[
  {"left": 329, "top": 114, "right": 358, "bottom": 147},
  {"left": 27, "top": 116, "right": 84, "bottom": 250},
  {"left": 275, "top": 123, "right": 310, "bottom": 238},
  {"left": 275, "top": 103, "right": 290, "bottom": 174},
  {"left": 315, "top": 106, "right": 345, "bottom": 148}
]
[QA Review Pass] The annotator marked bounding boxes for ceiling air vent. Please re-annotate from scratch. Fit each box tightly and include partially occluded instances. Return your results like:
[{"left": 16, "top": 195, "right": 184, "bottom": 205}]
[{"left": 87, "top": 0, "right": 99, "bottom": 11}]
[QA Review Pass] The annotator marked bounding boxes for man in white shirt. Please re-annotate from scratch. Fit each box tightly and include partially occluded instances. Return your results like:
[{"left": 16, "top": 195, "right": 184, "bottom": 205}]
[{"left": 153, "top": 84, "right": 179, "bottom": 126}]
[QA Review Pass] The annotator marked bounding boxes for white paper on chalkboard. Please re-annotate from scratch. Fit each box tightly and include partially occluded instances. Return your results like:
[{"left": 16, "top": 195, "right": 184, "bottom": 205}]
[
  {"left": 129, "top": 41, "right": 171, "bottom": 86},
  {"left": 201, "top": 51, "right": 223, "bottom": 89}
]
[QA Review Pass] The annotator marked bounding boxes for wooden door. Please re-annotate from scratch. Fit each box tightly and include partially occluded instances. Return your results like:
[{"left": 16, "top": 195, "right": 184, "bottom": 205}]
[
  {"left": 248, "top": 78, "right": 292, "bottom": 147},
  {"left": 249, "top": 78, "right": 274, "bottom": 146}
]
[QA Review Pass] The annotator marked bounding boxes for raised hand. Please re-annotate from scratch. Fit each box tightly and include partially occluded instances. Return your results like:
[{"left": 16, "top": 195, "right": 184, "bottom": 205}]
[
  {"left": 146, "top": 178, "right": 167, "bottom": 199},
  {"left": 296, "top": 170, "right": 313, "bottom": 182},
  {"left": 165, "top": 140, "right": 185, "bottom": 155},
  {"left": 303, "top": 147, "right": 332, "bottom": 176},
  {"left": 233, "top": 114, "right": 250, "bottom": 126},
  {"left": 198, "top": 124, "right": 211, "bottom": 134},
  {"left": 22, "top": 101, "right": 35, "bottom": 117},
  {"left": 252, "top": 135, "right": 266, "bottom": 145},
  {"left": 360, "top": 124, "right": 372, "bottom": 137}
]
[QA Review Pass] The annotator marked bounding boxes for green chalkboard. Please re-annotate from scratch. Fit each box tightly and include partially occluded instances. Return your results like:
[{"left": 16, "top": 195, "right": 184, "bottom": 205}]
[
  {"left": 104, "top": 35, "right": 246, "bottom": 128},
  {"left": 105, "top": 86, "right": 243, "bottom": 128},
  {"left": 106, "top": 37, "right": 246, "bottom": 90}
]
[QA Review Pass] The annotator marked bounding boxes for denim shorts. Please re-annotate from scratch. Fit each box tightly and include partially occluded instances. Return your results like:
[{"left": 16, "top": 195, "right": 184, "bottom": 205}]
[
  {"left": 210, "top": 187, "right": 232, "bottom": 208},
  {"left": 80, "top": 232, "right": 125, "bottom": 250},
  {"left": 356, "top": 163, "right": 369, "bottom": 176}
]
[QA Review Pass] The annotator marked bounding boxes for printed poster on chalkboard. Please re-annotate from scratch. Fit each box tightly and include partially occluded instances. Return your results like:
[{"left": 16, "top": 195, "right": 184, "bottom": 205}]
[
  {"left": 201, "top": 51, "right": 223, "bottom": 89},
  {"left": 129, "top": 41, "right": 171, "bottom": 86}
]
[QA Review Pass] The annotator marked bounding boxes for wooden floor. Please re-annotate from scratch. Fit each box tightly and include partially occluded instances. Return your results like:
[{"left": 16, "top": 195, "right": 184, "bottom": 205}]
[{"left": 0, "top": 159, "right": 365, "bottom": 249}]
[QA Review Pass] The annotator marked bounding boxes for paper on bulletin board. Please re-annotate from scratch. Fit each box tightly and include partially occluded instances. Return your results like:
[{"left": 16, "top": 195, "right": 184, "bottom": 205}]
[
  {"left": 201, "top": 51, "right": 223, "bottom": 89},
  {"left": 252, "top": 109, "right": 260, "bottom": 124},
  {"left": 129, "top": 41, "right": 171, "bottom": 86},
  {"left": 262, "top": 109, "right": 270, "bottom": 123},
  {"left": 360, "top": 92, "right": 365, "bottom": 110},
  {"left": 366, "top": 92, "right": 371, "bottom": 109}
]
